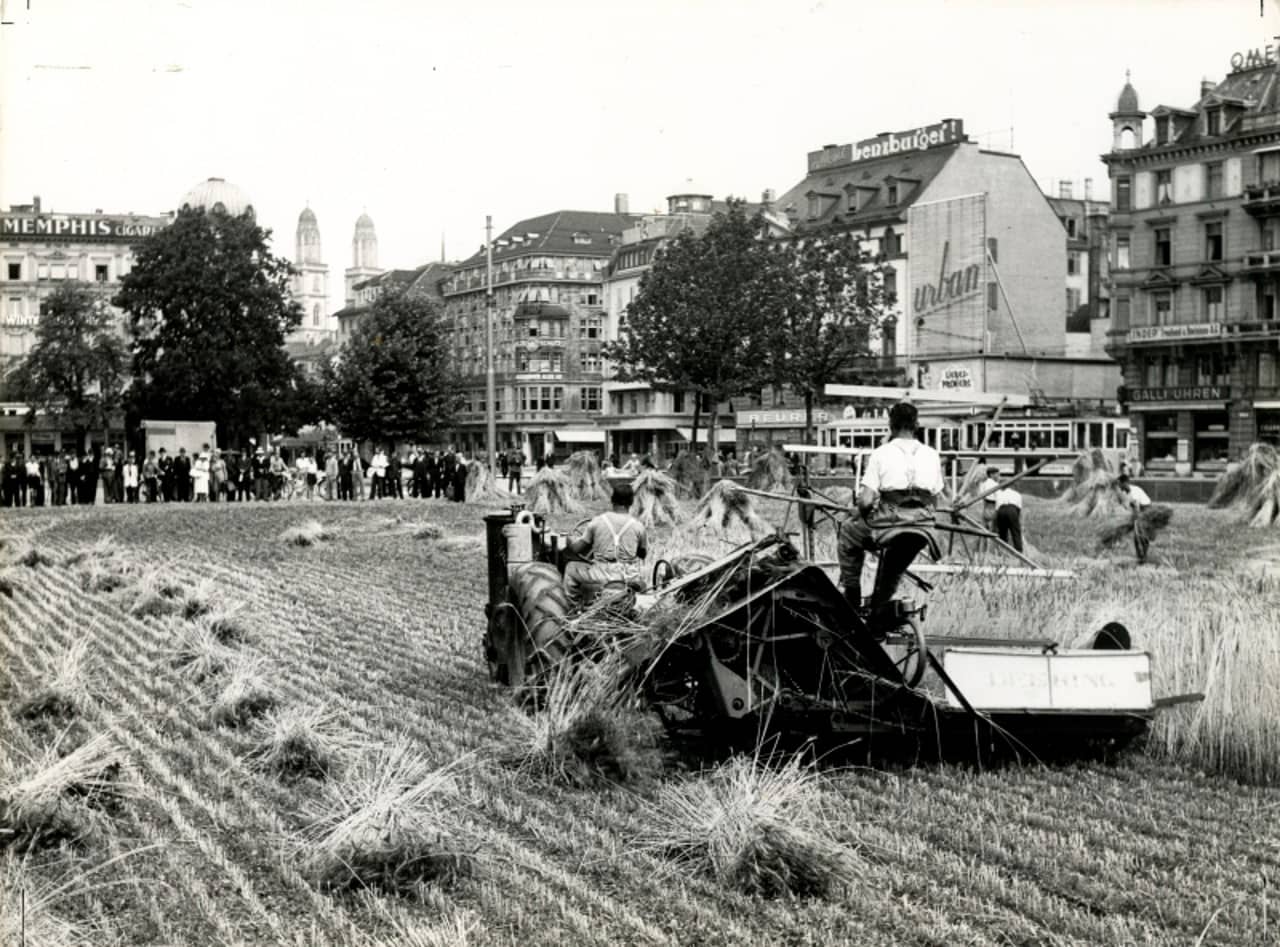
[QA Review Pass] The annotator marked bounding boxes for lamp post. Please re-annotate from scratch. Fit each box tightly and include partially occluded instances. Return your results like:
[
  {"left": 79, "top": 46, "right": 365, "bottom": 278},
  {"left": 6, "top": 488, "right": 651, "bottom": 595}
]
[{"left": 485, "top": 216, "right": 497, "bottom": 478}]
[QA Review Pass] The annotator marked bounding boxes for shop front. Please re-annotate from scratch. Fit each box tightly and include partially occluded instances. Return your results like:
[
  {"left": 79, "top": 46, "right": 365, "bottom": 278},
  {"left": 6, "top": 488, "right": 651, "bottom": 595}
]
[
  {"left": 735, "top": 408, "right": 831, "bottom": 454},
  {"left": 1258, "top": 406, "right": 1280, "bottom": 447},
  {"left": 1128, "top": 384, "right": 1231, "bottom": 475}
]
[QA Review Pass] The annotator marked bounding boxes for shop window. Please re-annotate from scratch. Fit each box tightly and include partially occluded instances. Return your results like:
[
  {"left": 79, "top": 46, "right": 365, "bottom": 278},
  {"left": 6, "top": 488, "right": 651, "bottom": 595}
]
[
  {"left": 1205, "top": 162, "right": 1224, "bottom": 199},
  {"left": 1193, "top": 411, "right": 1229, "bottom": 467},
  {"left": 1203, "top": 286, "right": 1224, "bottom": 322},
  {"left": 1115, "top": 235, "right": 1130, "bottom": 270},
  {"left": 1155, "top": 169, "right": 1173, "bottom": 205},
  {"left": 1143, "top": 412, "right": 1178, "bottom": 466},
  {"left": 1154, "top": 228, "right": 1172, "bottom": 266},
  {"left": 7, "top": 263, "right": 20, "bottom": 280},
  {"left": 1205, "top": 221, "right": 1223, "bottom": 262},
  {"left": 1115, "top": 177, "right": 1132, "bottom": 211},
  {"left": 1259, "top": 411, "right": 1280, "bottom": 446}
]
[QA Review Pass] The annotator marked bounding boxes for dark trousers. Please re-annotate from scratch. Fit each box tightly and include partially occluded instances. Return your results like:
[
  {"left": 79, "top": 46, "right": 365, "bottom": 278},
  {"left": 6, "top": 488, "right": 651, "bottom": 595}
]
[
  {"left": 338, "top": 476, "right": 352, "bottom": 501},
  {"left": 126, "top": 485, "right": 140, "bottom": 503},
  {"left": 508, "top": 470, "right": 521, "bottom": 492},
  {"left": 995, "top": 505, "right": 1023, "bottom": 553},
  {"left": 28, "top": 476, "right": 44, "bottom": 507},
  {"left": 145, "top": 478, "right": 158, "bottom": 502}
]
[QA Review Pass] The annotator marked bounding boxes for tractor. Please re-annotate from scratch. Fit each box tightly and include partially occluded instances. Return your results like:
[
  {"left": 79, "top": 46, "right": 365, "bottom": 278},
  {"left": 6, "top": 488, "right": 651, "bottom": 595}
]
[{"left": 481, "top": 505, "right": 1199, "bottom": 760}]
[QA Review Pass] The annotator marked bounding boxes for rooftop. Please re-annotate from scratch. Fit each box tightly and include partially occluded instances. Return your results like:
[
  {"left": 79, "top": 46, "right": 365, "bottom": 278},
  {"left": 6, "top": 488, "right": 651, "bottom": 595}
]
[{"left": 459, "top": 209, "right": 639, "bottom": 266}]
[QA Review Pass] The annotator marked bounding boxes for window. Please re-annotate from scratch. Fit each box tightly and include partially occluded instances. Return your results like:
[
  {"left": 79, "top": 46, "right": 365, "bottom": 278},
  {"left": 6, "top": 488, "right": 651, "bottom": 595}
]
[
  {"left": 6, "top": 263, "right": 19, "bottom": 280},
  {"left": 1115, "top": 235, "right": 1130, "bottom": 270},
  {"left": 1143, "top": 412, "right": 1179, "bottom": 466},
  {"left": 1205, "top": 221, "right": 1223, "bottom": 262},
  {"left": 581, "top": 352, "right": 601, "bottom": 372},
  {"left": 1155, "top": 169, "right": 1173, "bottom": 205},
  {"left": 586, "top": 293, "right": 598, "bottom": 306},
  {"left": 673, "top": 391, "right": 686, "bottom": 413},
  {"left": 94, "top": 264, "right": 108, "bottom": 282},
  {"left": 579, "top": 317, "right": 601, "bottom": 339},
  {"left": 1066, "top": 288, "right": 1081, "bottom": 317},
  {"left": 883, "top": 266, "right": 897, "bottom": 303},
  {"left": 886, "top": 184, "right": 898, "bottom": 206},
  {"left": 1259, "top": 351, "right": 1278, "bottom": 387},
  {"left": 1155, "top": 116, "right": 1170, "bottom": 145},
  {"left": 1263, "top": 150, "right": 1280, "bottom": 184},
  {"left": 582, "top": 387, "right": 601, "bottom": 411},
  {"left": 1152, "top": 291, "right": 1173, "bottom": 325},
  {"left": 1115, "top": 177, "right": 1132, "bottom": 211},
  {"left": 1065, "top": 217, "right": 1077, "bottom": 238},
  {"left": 628, "top": 394, "right": 638, "bottom": 415},
  {"left": 1205, "top": 162, "right": 1224, "bottom": 199},
  {"left": 987, "top": 237, "right": 998, "bottom": 263},
  {"left": 1195, "top": 352, "right": 1227, "bottom": 386},
  {"left": 1154, "top": 228, "right": 1172, "bottom": 266},
  {"left": 1067, "top": 252, "right": 1079, "bottom": 275},
  {"left": 1206, "top": 109, "right": 1222, "bottom": 137},
  {"left": 883, "top": 228, "right": 900, "bottom": 256},
  {"left": 553, "top": 387, "right": 563, "bottom": 410},
  {"left": 1203, "top": 285, "right": 1224, "bottom": 321},
  {"left": 539, "top": 387, "right": 553, "bottom": 411},
  {"left": 7, "top": 297, "right": 20, "bottom": 318}
]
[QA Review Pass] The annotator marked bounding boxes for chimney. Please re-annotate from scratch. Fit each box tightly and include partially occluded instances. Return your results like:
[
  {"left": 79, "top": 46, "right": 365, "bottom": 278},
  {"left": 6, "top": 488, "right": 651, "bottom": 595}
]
[
  {"left": 1201, "top": 78, "right": 1215, "bottom": 98},
  {"left": 614, "top": 193, "right": 629, "bottom": 214},
  {"left": 761, "top": 188, "right": 776, "bottom": 210},
  {"left": 33, "top": 195, "right": 41, "bottom": 213},
  {"left": 1084, "top": 178, "right": 1093, "bottom": 200},
  {"left": 1059, "top": 181, "right": 1073, "bottom": 199}
]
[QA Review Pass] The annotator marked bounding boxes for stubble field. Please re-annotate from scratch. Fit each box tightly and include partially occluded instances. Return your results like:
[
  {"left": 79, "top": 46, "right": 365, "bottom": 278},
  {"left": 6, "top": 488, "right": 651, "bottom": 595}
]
[{"left": 1, "top": 494, "right": 1278, "bottom": 946}]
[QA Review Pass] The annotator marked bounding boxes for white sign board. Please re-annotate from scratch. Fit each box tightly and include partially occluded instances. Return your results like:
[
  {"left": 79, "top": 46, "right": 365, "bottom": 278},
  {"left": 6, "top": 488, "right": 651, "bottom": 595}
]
[
  {"left": 942, "top": 648, "right": 1154, "bottom": 712},
  {"left": 935, "top": 364, "right": 974, "bottom": 392}
]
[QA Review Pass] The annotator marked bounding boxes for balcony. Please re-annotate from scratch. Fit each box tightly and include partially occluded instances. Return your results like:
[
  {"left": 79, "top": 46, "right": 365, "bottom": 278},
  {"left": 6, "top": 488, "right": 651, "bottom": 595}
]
[
  {"left": 1242, "top": 249, "right": 1280, "bottom": 272},
  {"left": 1242, "top": 181, "right": 1280, "bottom": 216}
]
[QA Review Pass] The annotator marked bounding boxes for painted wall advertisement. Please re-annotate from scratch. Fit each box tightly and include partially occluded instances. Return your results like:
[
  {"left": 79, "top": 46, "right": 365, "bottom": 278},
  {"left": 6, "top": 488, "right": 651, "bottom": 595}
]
[{"left": 907, "top": 193, "right": 988, "bottom": 359}]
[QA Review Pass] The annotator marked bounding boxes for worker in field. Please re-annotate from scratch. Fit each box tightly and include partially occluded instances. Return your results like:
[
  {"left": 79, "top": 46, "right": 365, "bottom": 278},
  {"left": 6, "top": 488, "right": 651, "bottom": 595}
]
[
  {"left": 838, "top": 400, "right": 944, "bottom": 611},
  {"left": 992, "top": 479, "right": 1024, "bottom": 553},
  {"left": 562, "top": 482, "right": 648, "bottom": 605},
  {"left": 1118, "top": 474, "right": 1153, "bottom": 563}
]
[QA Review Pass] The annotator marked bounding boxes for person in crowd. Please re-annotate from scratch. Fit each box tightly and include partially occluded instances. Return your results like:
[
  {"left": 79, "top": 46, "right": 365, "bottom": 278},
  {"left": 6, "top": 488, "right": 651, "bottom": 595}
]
[
  {"left": 325, "top": 450, "right": 339, "bottom": 501},
  {"left": 25, "top": 453, "right": 44, "bottom": 507},
  {"left": 411, "top": 448, "right": 428, "bottom": 499},
  {"left": 192, "top": 445, "right": 211, "bottom": 502},
  {"left": 1118, "top": 474, "right": 1153, "bottom": 564},
  {"left": 562, "top": 483, "right": 648, "bottom": 605},
  {"left": 837, "top": 401, "right": 944, "bottom": 611},
  {"left": 387, "top": 449, "right": 403, "bottom": 500},
  {"left": 158, "top": 448, "right": 174, "bottom": 502},
  {"left": 498, "top": 450, "right": 509, "bottom": 486},
  {"left": 296, "top": 450, "right": 316, "bottom": 501},
  {"left": 506, "top": 447, "right": 523, "bottom": 493},
  {"left": 210, "top": 449, "right": 227, "bottom": 502},
  {"left": 142, "top": 450, "right": 160, "bottom": 502},
  {"left": 80, "top": 450, "right": 99, "bottom": 505},
  {"left": 113, "top": 449, "right": 125, "bottom": 503},
  {"left": 237, "top": 452, "right": 254, "bottom": 501},
  {"left": 249, "top": 447, "right": 265, "bottom": 500},
  {"left": 992, "top": 479, "right": 1023, "bottom": 553},
  {"left": 451, "top": 451, "right": 468, "bottom": 503},
  {"left": 425, "top": 449, "right": 441, "bottom": 498},
  {"left": 100, "top": 448, "right": 117, "bottom": 504},
  {"left": 268, "top": 449, "right": 287, "bottom": 500},
  {"left": 369, "top": 446, "right": 388, "bottom": 499},
  {"left": 52, "top": 452, "right": 68, "bottom": 507},
  {"left": 979, "top": 466, "right": 999, "bottom": 533},
  {"left": 173, "top": 447, "right": 192, "bottom": 502},
  {"left": 67, "top": 451, "right": 81, "bottom": 505},
  {"left": 352, "top": 449, "right": 366, "bottom": 501},
  {"left": 337, "top": 447, "right": 355, "bottom": 501},
  {"left": 123, "top": 451, "right": 140, "bottom": 503}
]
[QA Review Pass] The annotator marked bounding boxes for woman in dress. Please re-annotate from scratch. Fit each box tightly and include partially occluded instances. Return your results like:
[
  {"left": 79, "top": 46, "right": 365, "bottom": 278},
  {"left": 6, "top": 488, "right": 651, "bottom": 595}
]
[{"left": 192, "top": 444, "right": 211, "bottom": 502}]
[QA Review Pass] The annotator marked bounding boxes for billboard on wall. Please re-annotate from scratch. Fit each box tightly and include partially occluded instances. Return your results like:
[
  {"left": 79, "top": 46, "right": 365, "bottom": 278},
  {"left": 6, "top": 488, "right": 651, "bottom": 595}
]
[{"left": 907, "top": 193, "right": 989, "bottom": 360}]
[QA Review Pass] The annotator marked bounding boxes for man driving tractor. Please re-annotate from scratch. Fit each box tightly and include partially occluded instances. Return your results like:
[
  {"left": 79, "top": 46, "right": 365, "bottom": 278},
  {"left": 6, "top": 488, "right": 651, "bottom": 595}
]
[
  {"left": 562, "top": 483, "right": 648, "bottom": 605},
  {"left": 838, "top": 401, "right": 945, "bottom": 611}
]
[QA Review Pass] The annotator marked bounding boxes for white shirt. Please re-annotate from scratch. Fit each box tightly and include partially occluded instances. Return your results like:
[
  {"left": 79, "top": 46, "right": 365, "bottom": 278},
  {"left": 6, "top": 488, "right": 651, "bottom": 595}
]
[
  {"left": 979, "top": 477, "right": 998, "bottom": 501},
  {"left": 992, "top": 487, "right": 1022, "bottom": 509},
  {"left": 862, "top": 437, "right": 944, "bottom": 496},
  {"left": 1127, "top": 485, "right": 1151, "bottom": 508},
  {"left": 370, "top": 452, "right": 388, "bottom": 475}
]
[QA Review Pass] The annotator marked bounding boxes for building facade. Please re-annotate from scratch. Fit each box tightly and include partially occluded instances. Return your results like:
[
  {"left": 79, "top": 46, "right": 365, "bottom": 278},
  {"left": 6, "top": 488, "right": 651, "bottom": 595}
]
[
  {"left": 777, "top": 119, "right": 1120, "bottom": 405},
  {"left": 0, "top": 196, "right": 170, "bottom": 457},
  {"left": 1103, "top": 61, "right": 1280, "bottom": 475},
  {"left": 440, "top": 203, "right": 636, "bottom": 461},
  {"left": 1045, "top": 180, "right": 1112, "bottom": 358}
]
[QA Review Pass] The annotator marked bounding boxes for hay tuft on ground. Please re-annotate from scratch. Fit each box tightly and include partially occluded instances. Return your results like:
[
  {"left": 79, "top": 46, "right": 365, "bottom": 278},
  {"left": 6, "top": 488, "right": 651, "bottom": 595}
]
[
  {"left": 16, "top": 638, "right": 95, "bottom": 723},
  {"left": 246, "top": 706, "right": 354, "bottom": 781},
  {"left": 210, "top": 657, "right": 277, "bottom": 727},
  {"left": 1208, "top": 443, "right": 1280, "bottom": 527},
  {"left": 296, "top": 737, "right": 473, "bottom": 895},
  {"left": 524, "top": 466, "right": 582, "bottom": 515},
  {"left": 280, "top": 520, "right": 337, "bottom": 547},
  {"left": 686, "top": 480, "right": 772, "bottom": 542},
  {"left": 0, "top": 734, "right": 126, "bottom": 853},
  {"left": 630, "top": 468, "right": 683, "bottom": 527},
  {"left": 634, "top": 753, "right": 858, "bottom": 899}
]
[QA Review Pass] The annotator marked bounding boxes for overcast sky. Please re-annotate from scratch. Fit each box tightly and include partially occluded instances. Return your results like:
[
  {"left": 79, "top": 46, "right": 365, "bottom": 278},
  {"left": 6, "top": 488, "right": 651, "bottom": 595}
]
[{"left": 2, "top": 0, "right": 1277, "bottom": 305}]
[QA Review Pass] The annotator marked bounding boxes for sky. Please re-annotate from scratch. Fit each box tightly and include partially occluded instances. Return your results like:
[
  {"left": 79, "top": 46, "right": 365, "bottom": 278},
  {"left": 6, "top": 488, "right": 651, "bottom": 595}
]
[{"left": 2, "top": 0, "right": 1278, "bottom": 312}]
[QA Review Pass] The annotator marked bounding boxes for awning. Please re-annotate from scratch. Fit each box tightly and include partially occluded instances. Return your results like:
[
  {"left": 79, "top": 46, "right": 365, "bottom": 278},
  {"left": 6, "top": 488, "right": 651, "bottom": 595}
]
[
  {"left": 1128, "top": 403, "right": 1228, "bottom": 412},
  {"left": 1253, "top": 401, "right": 1280, "bottom": 409},
  {"left": 676, "top": 427, "right": 735, "bottom": 443},
  {"left": 553, "top": 429, "right": 605, "bottom": 444}
]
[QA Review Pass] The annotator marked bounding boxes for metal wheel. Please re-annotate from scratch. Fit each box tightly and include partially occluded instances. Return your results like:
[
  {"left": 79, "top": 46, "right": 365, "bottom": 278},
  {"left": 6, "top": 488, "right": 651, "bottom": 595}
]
[{"left": 884, "top": 616, "right": 927, "bottom": 689}]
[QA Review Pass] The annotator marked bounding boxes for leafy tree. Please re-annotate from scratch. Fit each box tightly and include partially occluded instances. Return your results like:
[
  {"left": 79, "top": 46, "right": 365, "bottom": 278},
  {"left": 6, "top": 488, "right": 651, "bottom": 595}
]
[
  {"left": 765, "top": 232, "right": 895, "bottom": 442},
  {"left": 322, "top": 287, "right": 460, "bottom": 445},
  {"left": 8, "top": 281, "right": 126, "bottom": 449},
  {"left": 604, "top": 201, "right": 775, "bottom": 454},
  {"left": 114, "top": 206, "right": 313, "bottom": 446}
]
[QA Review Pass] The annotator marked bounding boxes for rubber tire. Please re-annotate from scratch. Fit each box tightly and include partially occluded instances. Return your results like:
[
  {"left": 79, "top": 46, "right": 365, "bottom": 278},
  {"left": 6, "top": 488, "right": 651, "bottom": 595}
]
[{"left": 507, "top": 562, "right": 573, "bottom": 683}]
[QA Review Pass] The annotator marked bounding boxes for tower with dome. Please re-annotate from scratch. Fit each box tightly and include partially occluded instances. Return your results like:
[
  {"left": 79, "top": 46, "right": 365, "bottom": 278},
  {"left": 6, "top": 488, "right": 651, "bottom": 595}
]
[
  {"left": 345, "top": 212, "right": 383, "bottom": 307},
  {"left": 291, "top": 207, "right": 333, "bottom": 343}
]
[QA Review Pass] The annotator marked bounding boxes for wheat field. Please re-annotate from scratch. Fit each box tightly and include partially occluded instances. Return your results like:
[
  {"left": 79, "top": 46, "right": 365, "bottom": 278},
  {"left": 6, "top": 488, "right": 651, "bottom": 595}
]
[{"left": 0, "top": 495, "right": 1277, "bottom": 946}]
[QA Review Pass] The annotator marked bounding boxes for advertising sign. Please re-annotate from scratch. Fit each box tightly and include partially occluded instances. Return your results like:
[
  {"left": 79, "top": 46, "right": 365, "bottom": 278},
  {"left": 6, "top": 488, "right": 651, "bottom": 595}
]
[
  {"left": 807, "top": 119, "right": 965, "bottom": 172},
  {"left": 934, "top": 364, "right": 975, "bottom": 391},
  {"left": 942, "top": 648, "right": 1154, "bottom": 712},
  {"left": 737, "top": 409, "right": 830, "bottom": 429},
  {"left": 0, "top": 214, "right": 168, "bottom": 243},
  {"left": 1127, "top": 323, "right": 1223, "bottom": 343},
  {"left": 908, "top": 193, "right": 988, "bottom": 357},
  {"left": 1129, "top": 385, "right": 1230, "bottom": 403}
]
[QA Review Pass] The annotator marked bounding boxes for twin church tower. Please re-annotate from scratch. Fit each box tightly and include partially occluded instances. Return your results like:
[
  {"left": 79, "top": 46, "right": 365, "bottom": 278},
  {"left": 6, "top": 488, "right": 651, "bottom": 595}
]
[{"left": 289, "top": 208, "right": 382, "bottom": 344}]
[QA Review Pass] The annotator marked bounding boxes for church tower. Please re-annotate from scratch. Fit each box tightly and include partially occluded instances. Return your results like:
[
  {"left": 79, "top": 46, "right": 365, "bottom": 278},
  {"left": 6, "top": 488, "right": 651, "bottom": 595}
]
[
  {"left": 345, "top": 211, "right": 382, "bottom": 306},
  {"left": 1110, "top": 71, "right": 1146, "bottom": 151},
  {"left": 290, "top": 206, "right": 332, "bottom": 343}
]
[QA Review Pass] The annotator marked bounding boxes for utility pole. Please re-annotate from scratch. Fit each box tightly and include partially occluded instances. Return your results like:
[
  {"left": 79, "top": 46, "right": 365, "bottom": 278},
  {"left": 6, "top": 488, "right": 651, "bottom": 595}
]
[{"left": 485, "top": 216, "right": 497, "bottom": 479}]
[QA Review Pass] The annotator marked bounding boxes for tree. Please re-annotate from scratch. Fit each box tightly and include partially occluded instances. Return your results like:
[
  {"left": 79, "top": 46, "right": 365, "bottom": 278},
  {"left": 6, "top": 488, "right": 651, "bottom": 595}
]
[
  {"left": 8, "top": 281, "right": 127, "bottom": 449},
  {"left": 765, "top": 232, "right": 894, "bottom": 443},
  {"left": 322, "top": 287, "right": 460, "bottom": 445},
  {"left": 114, "top": 206, "right": 311, "bottom": 446},
  {"left": 604, "top": 201, "right": 774, "bottom": 455}
]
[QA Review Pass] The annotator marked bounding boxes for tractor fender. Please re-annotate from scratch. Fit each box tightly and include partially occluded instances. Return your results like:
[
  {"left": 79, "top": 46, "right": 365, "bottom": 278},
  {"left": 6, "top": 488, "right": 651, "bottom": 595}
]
[{"left": 875, "top": 524, "right": 942, "bottom": 562}]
